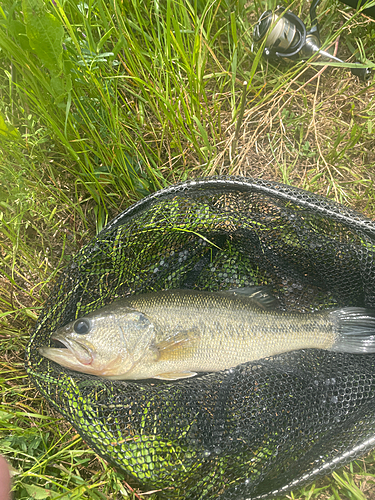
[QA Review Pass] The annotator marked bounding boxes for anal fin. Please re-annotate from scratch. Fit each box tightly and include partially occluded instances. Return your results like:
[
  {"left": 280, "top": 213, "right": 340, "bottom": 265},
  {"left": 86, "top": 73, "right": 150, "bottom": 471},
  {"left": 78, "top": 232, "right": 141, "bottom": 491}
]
[{"left": 154, "top": 371, "right": 197, "bottom": 380}]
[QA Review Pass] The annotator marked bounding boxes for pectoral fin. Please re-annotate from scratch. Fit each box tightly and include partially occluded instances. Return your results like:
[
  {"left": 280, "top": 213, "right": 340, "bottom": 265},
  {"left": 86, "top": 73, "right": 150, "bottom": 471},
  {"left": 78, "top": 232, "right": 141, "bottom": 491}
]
[
  {"left": 153, "top": 330, "right": 199, "bottom": 361},
  {"left": 154, "top": 371, "right": 198, "bottom": 380}
]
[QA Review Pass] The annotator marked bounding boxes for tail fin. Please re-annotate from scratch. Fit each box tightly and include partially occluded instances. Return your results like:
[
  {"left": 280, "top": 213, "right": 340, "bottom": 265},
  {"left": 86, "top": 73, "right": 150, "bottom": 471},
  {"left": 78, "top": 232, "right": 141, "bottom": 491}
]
[{"left": 331, "top": 307, "right": 375, "bottom": 354}]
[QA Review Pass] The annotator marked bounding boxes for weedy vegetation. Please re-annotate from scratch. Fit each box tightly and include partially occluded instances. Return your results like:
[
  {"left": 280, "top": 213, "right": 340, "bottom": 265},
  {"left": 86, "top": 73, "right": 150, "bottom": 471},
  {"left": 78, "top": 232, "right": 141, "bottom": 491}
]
[{"left": 0, "top": 0, "right": 375, "bottom": 497}]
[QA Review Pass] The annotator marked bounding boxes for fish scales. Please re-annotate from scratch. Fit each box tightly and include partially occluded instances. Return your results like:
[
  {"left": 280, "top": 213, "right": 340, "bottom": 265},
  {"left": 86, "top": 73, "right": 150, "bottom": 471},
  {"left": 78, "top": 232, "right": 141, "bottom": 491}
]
[
  {"left": 120, "top": 290, "right": 335, "bottom": 371},
  {"left": 39, "top": 287, "right": 375, "bottom": 381}
]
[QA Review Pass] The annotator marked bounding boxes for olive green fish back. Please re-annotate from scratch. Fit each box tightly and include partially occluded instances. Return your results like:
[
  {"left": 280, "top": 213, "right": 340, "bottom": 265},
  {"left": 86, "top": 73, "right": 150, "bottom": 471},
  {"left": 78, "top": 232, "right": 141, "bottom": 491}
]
[{"left": 26, "top": 176, "right": 375, "bottom": 499}]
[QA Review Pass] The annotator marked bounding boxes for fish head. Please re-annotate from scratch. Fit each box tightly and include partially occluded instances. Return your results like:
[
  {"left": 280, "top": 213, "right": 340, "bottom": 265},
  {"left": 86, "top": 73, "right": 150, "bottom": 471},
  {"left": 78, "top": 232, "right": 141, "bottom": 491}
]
[{"left": 39, "top": 304, "right": 155, "bottom": 377}]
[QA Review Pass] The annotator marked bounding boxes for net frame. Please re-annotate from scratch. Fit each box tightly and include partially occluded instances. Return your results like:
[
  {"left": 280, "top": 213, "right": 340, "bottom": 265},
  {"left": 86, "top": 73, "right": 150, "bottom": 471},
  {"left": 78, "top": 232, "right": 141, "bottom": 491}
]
[{"left": 26, "top": 176, "right": 375, "bottom": 499}]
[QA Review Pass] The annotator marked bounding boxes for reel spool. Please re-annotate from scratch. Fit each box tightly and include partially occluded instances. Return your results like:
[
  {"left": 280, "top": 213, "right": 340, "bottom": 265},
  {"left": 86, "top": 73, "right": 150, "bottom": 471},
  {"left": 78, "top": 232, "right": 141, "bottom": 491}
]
[
  {"left": 253, "top": 7, "right": 307, "bottom": 59},
  {"left": 253, "top": 2, "right": 372, "bottom": 82}
]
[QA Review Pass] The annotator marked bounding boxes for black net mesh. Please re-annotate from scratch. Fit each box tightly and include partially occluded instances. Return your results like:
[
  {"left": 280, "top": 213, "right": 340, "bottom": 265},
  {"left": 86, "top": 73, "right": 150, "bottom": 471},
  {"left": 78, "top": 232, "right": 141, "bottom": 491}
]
[{"left": 25, "top": 176, "right": 375, "bottom": 499}]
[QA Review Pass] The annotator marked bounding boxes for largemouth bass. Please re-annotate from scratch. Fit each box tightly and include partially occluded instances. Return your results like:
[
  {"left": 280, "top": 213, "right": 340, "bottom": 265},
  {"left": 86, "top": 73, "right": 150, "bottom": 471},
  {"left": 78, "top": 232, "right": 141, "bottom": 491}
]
[{"left": 39, "top": 288, "right": 375, "bottom": 380}]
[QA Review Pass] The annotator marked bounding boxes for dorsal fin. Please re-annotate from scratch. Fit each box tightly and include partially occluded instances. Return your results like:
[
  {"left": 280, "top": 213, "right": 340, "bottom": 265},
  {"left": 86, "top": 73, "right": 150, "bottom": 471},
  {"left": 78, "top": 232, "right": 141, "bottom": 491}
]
[{"left": 221, "top": 286, "right": 279, "bottom": 309}]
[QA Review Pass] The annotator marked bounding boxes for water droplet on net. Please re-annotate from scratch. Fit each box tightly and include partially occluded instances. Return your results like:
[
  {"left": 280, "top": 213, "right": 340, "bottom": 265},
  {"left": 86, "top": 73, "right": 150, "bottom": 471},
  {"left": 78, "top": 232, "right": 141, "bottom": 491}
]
[{"left": 203, "top": 450, "right": 211, "bottom": 458}]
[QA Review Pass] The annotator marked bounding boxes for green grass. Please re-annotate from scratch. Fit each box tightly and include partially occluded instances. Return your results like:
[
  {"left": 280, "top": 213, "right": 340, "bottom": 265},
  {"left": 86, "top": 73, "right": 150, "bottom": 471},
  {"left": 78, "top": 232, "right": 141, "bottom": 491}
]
[{"left": 1, "top": 0, "right": 375, "bottom": 497}]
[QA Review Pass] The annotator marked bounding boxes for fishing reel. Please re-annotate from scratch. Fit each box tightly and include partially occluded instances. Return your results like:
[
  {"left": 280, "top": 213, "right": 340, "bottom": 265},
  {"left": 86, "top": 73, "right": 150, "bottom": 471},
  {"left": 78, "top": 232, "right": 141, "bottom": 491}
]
[{"left": 253, "top": 0, "right": 372, "bottom": 81}]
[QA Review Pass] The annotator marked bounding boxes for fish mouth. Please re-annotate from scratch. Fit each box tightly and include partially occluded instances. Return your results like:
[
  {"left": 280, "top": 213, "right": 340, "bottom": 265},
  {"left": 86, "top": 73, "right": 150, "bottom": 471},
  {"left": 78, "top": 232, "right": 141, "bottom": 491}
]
[
  {"left": 39, "top": 334, "right": 94, "bottom": 367},
  {"left": 51, "top": 338, "right": 67, "bottom": 349}
]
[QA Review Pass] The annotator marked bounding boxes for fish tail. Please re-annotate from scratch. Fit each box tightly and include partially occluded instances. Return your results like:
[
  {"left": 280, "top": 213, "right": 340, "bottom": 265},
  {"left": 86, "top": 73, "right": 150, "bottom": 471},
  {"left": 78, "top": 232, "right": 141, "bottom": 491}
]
[{"left": 331, "top": 307, "right": 375, "bottom": 354}]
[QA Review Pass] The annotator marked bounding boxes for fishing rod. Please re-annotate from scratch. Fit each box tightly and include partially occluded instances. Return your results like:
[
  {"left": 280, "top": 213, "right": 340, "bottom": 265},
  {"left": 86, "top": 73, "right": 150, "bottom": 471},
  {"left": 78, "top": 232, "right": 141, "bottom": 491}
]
[{"left": 253, "top": 0, "right": 372, "bottom": 81}]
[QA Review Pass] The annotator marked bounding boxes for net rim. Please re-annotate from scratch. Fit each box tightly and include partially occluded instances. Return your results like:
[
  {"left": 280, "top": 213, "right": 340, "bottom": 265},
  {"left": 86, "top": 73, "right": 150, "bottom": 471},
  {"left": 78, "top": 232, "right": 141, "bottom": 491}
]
[{"left": 104, "top": 176, "right": 375, "bottom": 237}]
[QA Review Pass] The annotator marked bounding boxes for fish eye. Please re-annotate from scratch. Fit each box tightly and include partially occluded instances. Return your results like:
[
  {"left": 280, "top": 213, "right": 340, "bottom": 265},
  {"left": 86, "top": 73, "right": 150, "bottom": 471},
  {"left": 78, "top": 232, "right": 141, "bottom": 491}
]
[{"left": 73, "top": 318, "right": 91, "bottom": 335}]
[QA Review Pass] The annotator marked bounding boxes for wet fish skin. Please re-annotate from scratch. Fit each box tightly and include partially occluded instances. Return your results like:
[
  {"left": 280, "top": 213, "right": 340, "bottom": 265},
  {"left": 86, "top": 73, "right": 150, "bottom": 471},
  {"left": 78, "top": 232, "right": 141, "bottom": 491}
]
[{"left": 39, "top": 288, "right": 375, "bottom": 380}]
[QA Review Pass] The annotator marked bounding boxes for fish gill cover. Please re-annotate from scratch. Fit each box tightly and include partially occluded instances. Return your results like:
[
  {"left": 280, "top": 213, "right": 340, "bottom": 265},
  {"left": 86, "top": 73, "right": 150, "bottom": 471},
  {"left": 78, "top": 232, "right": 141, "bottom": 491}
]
[{"left": 25, "top": 176, "right": 375, "bottom": 499}]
